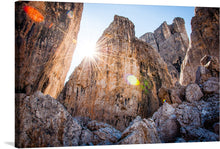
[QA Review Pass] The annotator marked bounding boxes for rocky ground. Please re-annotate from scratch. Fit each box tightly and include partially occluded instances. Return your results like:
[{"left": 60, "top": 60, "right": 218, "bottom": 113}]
[
  {"left": 153, "top": 55, "right": 219, "bottom": 143},
  {"left": 15, "top": 3, "right": 219, "bottom": 148}
]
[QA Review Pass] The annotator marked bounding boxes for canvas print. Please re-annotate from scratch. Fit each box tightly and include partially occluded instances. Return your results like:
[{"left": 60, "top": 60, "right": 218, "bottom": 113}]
[{"left": 15, "top": 0, "right": 219, "bottom": 148}]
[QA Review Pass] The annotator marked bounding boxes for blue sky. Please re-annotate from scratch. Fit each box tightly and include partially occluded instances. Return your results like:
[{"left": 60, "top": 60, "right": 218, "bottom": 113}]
[{"left": 65, "top": 3, "right": 195, "bottom": 82}]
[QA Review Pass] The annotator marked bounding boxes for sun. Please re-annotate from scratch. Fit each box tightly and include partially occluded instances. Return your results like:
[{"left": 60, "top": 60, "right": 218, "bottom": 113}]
[{"left": 80, "top": 42, "right": 97, "bottom": 59}]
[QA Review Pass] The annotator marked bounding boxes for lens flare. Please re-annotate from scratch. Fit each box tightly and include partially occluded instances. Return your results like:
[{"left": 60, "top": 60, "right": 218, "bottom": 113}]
[
  {"left": 67, "top": 10, "right": 74, "bottom": 18},
  {"left": 23, "top": 6, "right": 44, "bottom": 22},
  {"left": 125, "top": 74, "right": 140, "bottom": 86},
  {"left": 163, "top": 99, "right": 166, "bottom": 103}
]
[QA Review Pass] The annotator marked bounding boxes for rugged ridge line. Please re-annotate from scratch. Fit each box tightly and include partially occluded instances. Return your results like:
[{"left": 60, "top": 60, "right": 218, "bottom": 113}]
[
  {"left": 140, "top": 17, "right": 189, "bottom": 83},
  {"left": 58, "top": 15, "right": 173, "bottom": 131}
]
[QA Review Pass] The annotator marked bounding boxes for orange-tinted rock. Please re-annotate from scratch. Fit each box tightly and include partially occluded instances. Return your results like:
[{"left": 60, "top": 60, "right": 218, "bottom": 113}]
[
  {"left": 15, "top": 1, "right": 83, "bottom": 98},
  {"left": 180, "top": 7, "right": 219, "bottom": 85},
  {"left": 158, "top": 83, "right": 185, "bottom": 105},
  {"left": 58, "top": 15, "right": 173, "bottom": 131}
]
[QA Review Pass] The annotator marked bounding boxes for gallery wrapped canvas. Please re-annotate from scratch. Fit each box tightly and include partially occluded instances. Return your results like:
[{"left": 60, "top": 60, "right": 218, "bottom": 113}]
[{"left": 15, "top": 0, "right": 219, "bottom": 148}]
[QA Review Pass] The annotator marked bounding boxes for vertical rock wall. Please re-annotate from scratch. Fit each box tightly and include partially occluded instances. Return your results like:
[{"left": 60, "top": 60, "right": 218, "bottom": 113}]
[
  {"left": 140, "top": 17, "right": 189, "bottom": 83},
  {"left": 58, "top": 15, "right": 173, "bottom": 131},
  {"left": 15, "top": 1, "right": 83, "bottom": 98},
  {"left": 180, "top": 7, "right": 219, "bottom": 85}
]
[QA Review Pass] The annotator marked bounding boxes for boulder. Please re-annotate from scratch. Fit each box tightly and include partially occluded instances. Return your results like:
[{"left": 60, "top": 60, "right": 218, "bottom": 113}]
[
  {"left": 185, "top": 83, "right": 203, "bottom": 102},
  {"left": 158, "top": 83, "right": 185, "bottom": 105},
  {"left": 181, "top": 126, "right": 219, "bottom": 141},
  {"left": 195, "top": 66, "right": 212, "bottom": 85},
  {"left": 175, "top": 102, "right": 201, "bottom": 127},
  {"left": 87, "top": 120, "right": 122, "bottom": 145},
  {"left": 152, "top": 103, "right": 180, "bottom": 142},
  {"left": 158, "top": 86, "right": 172, "bottom": 104},
  {"left": 15, "top": 91, "right": 82, "bottom": 148},
  {"left": 201, "top": 55, "right": 220, "bottom": 72},
  {"left": 118, "top": 116, "right": 161, "bottom": 144},
  {"left": 197, "top": 94, "right": 219, "bottom": 130},
  {"left": 170, "top": 90, "right": 183, "bottom": 104},
  {"left": 74, "top": 117, "right": 91, "bottom": 128},
  {"left": 79, "top": 129, "right": 94, "bottom": 145},
  {"left": 202, "top": 77, "right": 219, "bottom": 94}
]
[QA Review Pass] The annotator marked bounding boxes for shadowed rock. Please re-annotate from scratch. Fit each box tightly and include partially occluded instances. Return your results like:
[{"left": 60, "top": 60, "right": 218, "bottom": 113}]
[
  {"left": 140, "top": 17, "right": 189, "bottom": 83},
  {"left": 180, "top": 8, "right": 219, "bottom": 85},
  {"left": 15, "top": 1, "right": 83, "bottom": 98},
  {"left": 152, "top": 103, "right": 180, "bottom": 142},
  {"left": 15, "top": 91, "right": 82, "bottom": 148}
]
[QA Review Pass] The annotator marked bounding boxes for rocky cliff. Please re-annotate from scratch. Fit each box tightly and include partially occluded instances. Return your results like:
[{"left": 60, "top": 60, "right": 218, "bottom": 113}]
[
  {"left": 15, "top": 1, "right": 83, "bottom": 98},
  {"left": 180, "top": 7, "right": 219, "bottom": 85},
  {"left": 140, "top": 17, "right": 189, "bottom": 83},
  {"left": 58, "top": 15, "right": 173, "bottom": 131}
]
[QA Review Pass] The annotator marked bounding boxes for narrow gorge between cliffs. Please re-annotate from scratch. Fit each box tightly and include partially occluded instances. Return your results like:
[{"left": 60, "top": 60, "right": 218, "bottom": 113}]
[{"left": 15, "top": 1, "right": 219, "bottom": 147}]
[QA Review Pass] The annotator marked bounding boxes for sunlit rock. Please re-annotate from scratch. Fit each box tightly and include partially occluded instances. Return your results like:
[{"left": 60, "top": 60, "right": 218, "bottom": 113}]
[{"left": 58, "top": 15, "right": 173, "bottom": 131}]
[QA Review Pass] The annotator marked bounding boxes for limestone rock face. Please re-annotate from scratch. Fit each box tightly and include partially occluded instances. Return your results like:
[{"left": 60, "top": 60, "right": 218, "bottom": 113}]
[
  {"left": 140, "top": 17, "right": 189, "bottom": 83},
  {"left": 58, "top": 15, "right": 173, "bottom": 131},
  {"left": 180, "top": 7, "right": 219, "bottom": 85},
  {"left": 15, "top": 1, "right": 83, "bottom": 98},
  {"left": 15, "top": 91, "right": 82, "bottom": 148},
  {"left": 139, "top": 32, "right": 158, "bottom": 51}
]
